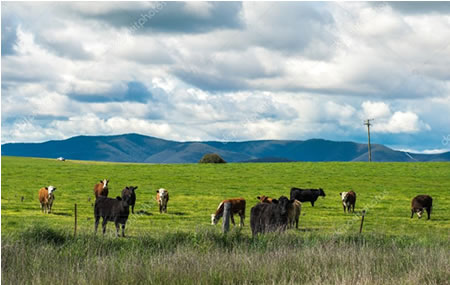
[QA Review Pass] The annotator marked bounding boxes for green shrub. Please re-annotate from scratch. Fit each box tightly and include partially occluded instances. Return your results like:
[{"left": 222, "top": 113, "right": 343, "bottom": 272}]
[{"left": 199, "top": 153, "right": 226, "bottom": 163}]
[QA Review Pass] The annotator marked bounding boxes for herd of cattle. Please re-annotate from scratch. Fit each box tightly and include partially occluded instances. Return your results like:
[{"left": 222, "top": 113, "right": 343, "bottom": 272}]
[{"left": 37, "top": 180, "right": 433, "bottom": 237}]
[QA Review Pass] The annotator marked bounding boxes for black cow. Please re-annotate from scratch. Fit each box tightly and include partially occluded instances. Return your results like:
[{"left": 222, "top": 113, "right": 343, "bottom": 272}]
[
  {"left": 94, "top": 187, "right": 133, "bottom": 237},
  {"left": 122, "top": 186, "right": 138, "bottom": 214},
  {"left": 411, "top": 195, "right": 432, "bottom": 220},
  {"left": 290, "top": 187, "right": 326, "bottom": 207},
  {"left": 250, "top": 196, "right": 294, "bottom": 236}
]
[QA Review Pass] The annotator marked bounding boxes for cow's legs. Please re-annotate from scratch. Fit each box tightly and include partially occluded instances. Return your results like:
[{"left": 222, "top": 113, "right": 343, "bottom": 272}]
[
  {"left": 239, "top": 213, "right": 245, "bottom": 227},
  {"left": 121, "top": 223, "right": 126, "bottom": 237},
  {"left": 311, "top": 201, "right": 315, "bottom": 207},
  {"left": 115, "top": 222, "right": 120, "bottom": 237},
  {"left": 159, "top": 204, "right": 162, "bottom": 213},
  {"left": 94, "top": 216, "right": 100, "bottom": 234},
  {"left": 131, "top": 205, "right": 134, "bottom": 214},
  {"left": 426, "top": 207, "right": 431, "bottom": 220},
  {"left": 230, "top": 214, "right": 236, "bottom": 226},
  {"left": 102, "top": 218, "right": 108, "bottom": 235},
  {"left": 410, "top": 209, "right": 414, "bottom": 219},
  {"left": 343, "top": 204, "right": 346, "bottom": 213}
]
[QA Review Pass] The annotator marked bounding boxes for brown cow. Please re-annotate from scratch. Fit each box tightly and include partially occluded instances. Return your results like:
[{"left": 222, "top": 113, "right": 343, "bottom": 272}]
[
  {"left": 411, "top": 195, "right": 432, "bottom": 220},
  {"left": 94, "top": 179, "right": 109, "bottom": 198},
  {"left": 340, "top": 191, "right": 356, "bottom": 213},
  {"left": 156, "top": 188, "right": 169, "bottom": 213},
  {"left": 211, "top": 198, "right": 246, "bottom": 227},
  {"left": 256, "top": 195, "right": 274, "bottom": 203},
  {"left": 38, "top": 186, "right": 56, "bottom": 214},
  {"left": 288, "top": 199, "right": 302, "bottom": 229}
]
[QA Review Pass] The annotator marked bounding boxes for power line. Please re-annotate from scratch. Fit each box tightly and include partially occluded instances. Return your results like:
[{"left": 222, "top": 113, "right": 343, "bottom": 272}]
[{"left": 364, "top": 119, "right": 374, "bottom": 162}]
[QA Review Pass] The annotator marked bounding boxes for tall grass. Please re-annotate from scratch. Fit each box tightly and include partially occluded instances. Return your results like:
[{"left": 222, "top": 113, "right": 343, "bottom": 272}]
[{"left": 2, "top": 225, "right": 449, "bottom": 285}]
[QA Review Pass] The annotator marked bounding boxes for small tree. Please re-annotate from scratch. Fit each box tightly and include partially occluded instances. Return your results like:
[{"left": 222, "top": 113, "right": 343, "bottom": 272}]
[{"left": 199, "top": 153, "right": 226, "bottom": 163}]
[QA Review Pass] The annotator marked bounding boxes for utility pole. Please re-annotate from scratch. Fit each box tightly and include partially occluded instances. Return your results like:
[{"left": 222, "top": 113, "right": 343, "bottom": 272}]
[{"left": 364, "top": 119, "right": 374, "bottom": 162}]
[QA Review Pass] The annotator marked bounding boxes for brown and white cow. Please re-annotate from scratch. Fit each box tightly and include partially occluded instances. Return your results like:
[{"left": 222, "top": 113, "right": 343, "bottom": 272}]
[
  {"left": 411, "top": 195, "right": 432, "bottom": 220},
  {"left": 288, "top": 199, "right": 302, "bottom": 229},
  {"left": 94, "top": 179, "right": 109, "bottom": 198},
  {"left": 156, "top": 188, "right": 169, "bottom": 213},
  {"left": 211, "top": 198, "right": 246, "bottom": 227},
  {"left": 38, "top": 186, "right": 56, "bottom": 214},
  {"left": 340, "top": 191, "right": 356, "bottom": 213},
  {"left": 256, "top": 195, "right": 274, "bottom": 203}
]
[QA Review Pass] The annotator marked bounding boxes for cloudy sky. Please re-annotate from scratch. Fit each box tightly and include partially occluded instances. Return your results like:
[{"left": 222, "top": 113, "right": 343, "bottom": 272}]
[{"left": 2, "top": 1, "right": 450, "bottom": 152}]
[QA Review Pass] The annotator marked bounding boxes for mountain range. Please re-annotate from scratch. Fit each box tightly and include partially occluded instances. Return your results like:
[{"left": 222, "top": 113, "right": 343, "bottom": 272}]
[{"left": 2, "top": 133, "right": 450, "bottom": 163}]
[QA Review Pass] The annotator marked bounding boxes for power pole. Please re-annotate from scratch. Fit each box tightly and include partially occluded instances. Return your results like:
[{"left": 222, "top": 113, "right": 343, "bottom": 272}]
[{"left": 364, "top": 119, "right": 374, "bottom": 162}]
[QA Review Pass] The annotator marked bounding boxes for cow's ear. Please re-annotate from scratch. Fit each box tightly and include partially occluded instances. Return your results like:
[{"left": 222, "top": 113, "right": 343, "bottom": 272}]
[
  {"left": 116, "top": 196, "right": 122, "bottom": 201},
  {"left": 272, "top": 199, "right": 279, "bottom": 204},
  {"left": 100, "top": 180, "right": 103, "bottom": 183},
  {"left": 134, "top": 186, "right": 138, "bottom": 190},
  {"left": 45, "top": 187, "right": 48, "bottom": 190},
  {"left": 156, "top": 190, "right": 159, "bottom": 193},
  {"left": 289, "top": 199, "right": 295, "bottom": 204},
  {"left": 339, "top": 192, "right": 342, "bottom": 195},
  {"left": 257, "top": 196, "right": 260, "bottom": 200}
]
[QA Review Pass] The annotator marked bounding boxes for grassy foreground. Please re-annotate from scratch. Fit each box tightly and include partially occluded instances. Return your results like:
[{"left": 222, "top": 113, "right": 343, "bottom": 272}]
[{"left": 1, "top": 156, "right": 450, "bottom": 284}]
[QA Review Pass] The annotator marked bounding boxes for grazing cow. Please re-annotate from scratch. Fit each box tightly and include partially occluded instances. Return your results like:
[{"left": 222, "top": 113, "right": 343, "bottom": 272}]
[
  {"left": 290, "top": 187, "right": 326, "bottom": 207},
  {"left": 340, "top": 191, "right": 356, "bottom": 213},
  {"left": 250, "top": 196, "right": 294, "bottom": 236},
  {"left": 256, "top": 195, "right": 274, "bottom": 203},
  {"left": 211, "top": 198, "right": 246, "bottom": 227},
  {"left": 122, "top": 186, "right": 138, "bottom": 214},
  {"left": 411, "top": 195, "right": 433, "bottom": 220},
  {"left": 94, "top": 179, "right": 109, "bottom": 198},
  {"left": 288, "top": 200, "right": 302, "bottom": 229},
  {"left": 156, "top": 188, "right": 169, "bottom": 213},
  {"left": 94, "top": 187, "right": 133, "bottom": 237},
  {"left": 38, "top": 186, "right": 56, "bottom": 214}
]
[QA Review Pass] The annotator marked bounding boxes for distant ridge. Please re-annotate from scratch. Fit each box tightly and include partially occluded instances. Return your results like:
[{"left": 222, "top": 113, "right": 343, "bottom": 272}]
[{"left": 2, "top": 133, "right": 450, "bottom": 163}]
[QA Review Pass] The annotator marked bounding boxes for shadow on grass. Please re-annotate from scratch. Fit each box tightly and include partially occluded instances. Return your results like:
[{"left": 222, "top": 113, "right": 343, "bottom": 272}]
[
  {"left": 52, "top": 212, "right": 72, "bottom": 217},
  {"left": 171, "top": 212, "right": 187, "bottom": 216},
  {"left": 136, "top": 210, "right": 153, "bottom": 216}
]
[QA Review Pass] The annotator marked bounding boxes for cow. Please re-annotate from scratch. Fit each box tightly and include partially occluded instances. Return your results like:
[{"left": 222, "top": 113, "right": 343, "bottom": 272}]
[
  {"left": 38, "top": 186, "right": 56, "bottom": 214},
  {"left": 122, "top": 186, "right": 138, "bottom": 214},
  {"left": 94, "top": 187, "right": 133, "bottom": 237},
  {"left": 94, "top": 179, "right": 109, "bottom": 198},
  {"left": 288, "top": 200, "right": 302, "bottom": 229},
  {"left": 211, "top": 198, "right": 246, "bottom": 227},
  {"left": 156, "top": 188, "right": 169, "bottom": 213},
  {"left": 340, "top": 191, "right": 356, "bottom": 213},
  {"left": 411, "top": 195, "right": 432, "bottom": 220},
  {"left": 256, "top": 195, "right": 274, "bottom": 203},
  {"left": 290, "top": 187, "right": 326, "bottom": 207},
  {"left": 250, "top": 196, "right": 294, "bottom": 236}
]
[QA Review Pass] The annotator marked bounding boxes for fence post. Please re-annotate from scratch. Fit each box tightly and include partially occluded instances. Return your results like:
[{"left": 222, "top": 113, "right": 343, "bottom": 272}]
[
  {"left": 222, "top": 202, "right": 231, "bottom": 233},
  {"left": 74, "top": 203, "right": 77, "bottom": 237},
  {"left": 359, "top": 210, "right": 366, "bottom": 234}
]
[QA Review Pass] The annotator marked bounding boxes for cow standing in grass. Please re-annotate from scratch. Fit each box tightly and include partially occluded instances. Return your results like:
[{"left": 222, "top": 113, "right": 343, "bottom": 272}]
[
  {"left": 94, "top": 187, "right": 133, "bottom": 237},
  {"left": 38, "top": 186, "right": 56, "bottom": 214},
  {"left": 156, "top": 188, "right": 169, "bottom": 213},
  {"left": 250, "top": 196, "right": 294, "bottom": 236},
  {"left": 288, "top": 200, "right": 302, "bottom": 229},
  {"left": 290, "top": 187, "right": 326, "bottom": 207},
  {"left": 211, "top": 198, "right": 246, "bottom": 227},
  {"left": 411, "top": 195, "right": 433, "bottom": 220},
  {"left": 340, "top": 191, "right": 356, "bottom": 213},
  {"left": 94, "top": 179, "right": 109, "bottom": 198}
]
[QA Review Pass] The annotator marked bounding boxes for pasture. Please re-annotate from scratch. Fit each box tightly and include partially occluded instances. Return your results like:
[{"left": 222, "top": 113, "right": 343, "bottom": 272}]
[{"left": 2, "top": 156, "right": 450, "bottom": 284}]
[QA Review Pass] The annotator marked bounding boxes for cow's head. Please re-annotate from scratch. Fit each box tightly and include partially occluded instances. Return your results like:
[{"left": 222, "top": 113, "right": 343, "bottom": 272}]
[
  {"left": 157, "top": 188, "right": 168, "bottom": 201},
  {"left": 48, "top": 186, "right": 56, "bottom": 195},
  {"left": 100, "top": 179, "right": 109, "bottom": 189},
  {"left": 340, "top": 192, "right": 348, "bottom": 201},
  {"left": 319, "top": 188, "right": 326, "bottom": 197},
  {"left": 413, "top": 207, "right": 424, "bottom": 219},
  {"left": 121, "top": 187, "right": 133, "bottom": 205},
  {"left": 211, "top": 214, "right": 218, "bottom": 225},
  {"left": 277, "top": 196, "right": 294, "bottom": 216}
]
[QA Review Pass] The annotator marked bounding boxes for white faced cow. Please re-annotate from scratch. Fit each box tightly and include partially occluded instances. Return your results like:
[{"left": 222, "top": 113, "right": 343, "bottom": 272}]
[
  {"left": 156, "top": 188, "right": 169, "bottom": 213},
  {"left": 38, "top": 186, "right": 57, "bottom": 214},
  {"left": 340, "top": 191, "right": 356, "bottom": 213}
]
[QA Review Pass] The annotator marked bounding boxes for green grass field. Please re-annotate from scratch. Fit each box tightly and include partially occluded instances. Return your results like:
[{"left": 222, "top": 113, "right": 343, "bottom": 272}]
[{"left": 2, "top": 156, "right": 449, "bottom": 284}]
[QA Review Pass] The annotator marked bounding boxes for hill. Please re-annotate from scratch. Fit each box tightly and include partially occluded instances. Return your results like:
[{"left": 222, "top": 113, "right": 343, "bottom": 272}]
[{"left": 2, "top": 133, "right": 449, "bottom": 163}]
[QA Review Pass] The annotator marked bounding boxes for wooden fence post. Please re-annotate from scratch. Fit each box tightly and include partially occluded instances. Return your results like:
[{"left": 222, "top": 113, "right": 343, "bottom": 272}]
[
  {"left": 359, "top": 210, "right": 366, "bottom": 234},
  {"left": 222, "top": 202, "right": 231, "bottom": 233},
  {"left": 74, "top": 203, "right": 77, "bottom": 237}
]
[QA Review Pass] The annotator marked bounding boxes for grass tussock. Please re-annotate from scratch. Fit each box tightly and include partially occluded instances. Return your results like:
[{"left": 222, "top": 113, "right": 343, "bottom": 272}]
[{"left": 2, "top": 225, "right": 449, "bottom": 285}]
